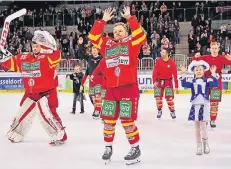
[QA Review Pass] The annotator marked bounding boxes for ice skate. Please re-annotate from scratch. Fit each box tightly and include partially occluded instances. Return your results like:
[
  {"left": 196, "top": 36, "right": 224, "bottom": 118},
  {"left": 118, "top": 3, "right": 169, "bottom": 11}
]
[
  {"left": 49, "top": 131, "right": 67, "bottom": 146},
  {"left": 210, "top": 120, "right": 216, "bottom": 128},
  {"left": 196, "top": 142, "right": 202, "bottom": 155},
  {"left": 124, "top": 146, "right": 141, "bottom": 165},
  {"left": 102, "top": 146, "right": 113, "bottom": 164},
  {"left": 202, "top": 138, "right": 210, "bottom": 154},
  {"left": 157, "top": 110, "right": 162, "bottom": 119},
  {"left": 92, "top": 110, "right": 100, "bottom": 120},
  {"left": 170, "top": 111, "right": 176, "bottom": 120}
]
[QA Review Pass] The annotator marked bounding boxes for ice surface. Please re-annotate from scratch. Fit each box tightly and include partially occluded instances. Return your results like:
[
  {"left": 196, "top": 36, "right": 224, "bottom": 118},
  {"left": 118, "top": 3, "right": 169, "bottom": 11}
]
[{"left": 0, "top": 93, "right": 231, "bottom": 169}]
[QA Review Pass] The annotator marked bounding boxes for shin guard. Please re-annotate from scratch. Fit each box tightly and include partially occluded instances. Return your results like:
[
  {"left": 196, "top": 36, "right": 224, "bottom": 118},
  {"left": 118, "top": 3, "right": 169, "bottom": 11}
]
[
  {"left": 121, "top": 120, "right": 140, "bottom": 147},
  {"left": 103, "top": 120, "right": 116, "bottom": 146},
  {"left": 6, "top": 98, "right": 37, "bottom": 143},
  {"left": 210, "top": 102, "right": 219, "bottom": 121},
  {"left": 37, "top": 97, "right": 66, "bottom": 144}
]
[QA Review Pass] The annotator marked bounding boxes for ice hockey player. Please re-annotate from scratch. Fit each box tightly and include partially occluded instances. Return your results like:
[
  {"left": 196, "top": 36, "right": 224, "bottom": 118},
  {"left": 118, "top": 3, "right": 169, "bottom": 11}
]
[
  {"left": 179, "top": 60, "right": 219, "bottom": 155},
  {"left": 19, "top": 61, "right": 66, "bottom": 139},
  {"left": 88, "top": 7, "right": 146, "bottom": 165},
  {"left": 67, "top": 64, "right": 85, "bottom": 114},
  {"left": 193, "top": 41, "right": 231, "bottom": 128},
  {"left": 91, "top": 57, "right": 107, "bottom": 104},
  {"left": 0, "top": 30, "right": 67, "bottom": 145},
  {"left": 80, "top": 45, "right": 103, "bottom": 120},
  {"left": 152, "top": 48, "right": 178, "bottom": 119}
]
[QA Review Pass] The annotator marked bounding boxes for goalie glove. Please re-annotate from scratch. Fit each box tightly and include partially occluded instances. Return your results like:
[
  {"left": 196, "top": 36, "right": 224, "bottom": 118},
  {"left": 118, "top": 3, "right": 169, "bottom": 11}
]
[{"left": 32, "top": 30, "right": 57, "bottom": 51}]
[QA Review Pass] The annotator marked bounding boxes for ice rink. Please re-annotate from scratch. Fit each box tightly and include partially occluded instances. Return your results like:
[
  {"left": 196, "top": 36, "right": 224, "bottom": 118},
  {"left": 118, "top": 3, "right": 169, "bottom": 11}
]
[{"left": 0, "top": 93, "right": 231, "bottom": 169}]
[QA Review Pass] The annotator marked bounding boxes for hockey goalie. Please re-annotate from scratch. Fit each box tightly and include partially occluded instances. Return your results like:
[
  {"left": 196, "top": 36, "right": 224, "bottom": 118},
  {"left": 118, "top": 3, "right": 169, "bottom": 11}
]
[{"left": 0, "top": 30, "right": 67, "bottom": 145}]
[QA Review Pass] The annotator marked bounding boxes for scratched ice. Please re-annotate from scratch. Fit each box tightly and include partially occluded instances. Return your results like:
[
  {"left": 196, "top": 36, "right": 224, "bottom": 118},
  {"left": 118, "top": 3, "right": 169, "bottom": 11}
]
[{"left": 0, "top": 93, "right": 231, "bottom": 169}]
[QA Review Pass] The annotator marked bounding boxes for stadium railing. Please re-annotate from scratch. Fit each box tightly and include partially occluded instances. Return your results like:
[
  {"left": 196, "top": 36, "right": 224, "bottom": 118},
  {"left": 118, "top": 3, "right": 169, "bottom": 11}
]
[{"left": 1, "top": 56, "right": 229, "bottom": 72}]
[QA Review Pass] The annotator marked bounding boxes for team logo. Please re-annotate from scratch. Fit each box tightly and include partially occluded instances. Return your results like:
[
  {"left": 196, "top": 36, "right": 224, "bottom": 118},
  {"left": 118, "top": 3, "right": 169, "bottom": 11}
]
[
  {"left": 28, "top": 78, "right": 35, "bottom": 87},
  {"left": 115, "top": 67, "right": 120, "bottom": 77}
]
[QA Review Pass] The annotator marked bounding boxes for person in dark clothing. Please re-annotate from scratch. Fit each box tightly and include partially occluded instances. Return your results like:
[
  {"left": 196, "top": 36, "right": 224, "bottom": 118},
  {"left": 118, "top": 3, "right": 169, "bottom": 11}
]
[
  {"left": 81, "top": 46, "right": 103, "bottom": 120},
  {"left": 68, "top": 64, "right": 85, "bottom": 114}
]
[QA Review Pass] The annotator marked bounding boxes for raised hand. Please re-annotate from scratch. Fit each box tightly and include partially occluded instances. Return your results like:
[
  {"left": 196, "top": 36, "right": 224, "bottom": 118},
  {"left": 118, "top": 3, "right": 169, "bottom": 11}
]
[
  {"left": 102, "top": 8, "right": 115, "bottom": 22},
  {"left": 210, "top": 65, "right": 217, "bottom": 75},
  {"left": 179, "top": 63, "right": 187, "bottom": 74},
  {"left": 120, "top": 6, "right": 131, "bottom": 19}
]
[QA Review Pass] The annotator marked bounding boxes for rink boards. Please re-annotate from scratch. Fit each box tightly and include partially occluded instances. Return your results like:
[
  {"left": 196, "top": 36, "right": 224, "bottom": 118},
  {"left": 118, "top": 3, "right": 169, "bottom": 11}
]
[{"left": 1, "top": 72, "right": 231, "bottom": 94}]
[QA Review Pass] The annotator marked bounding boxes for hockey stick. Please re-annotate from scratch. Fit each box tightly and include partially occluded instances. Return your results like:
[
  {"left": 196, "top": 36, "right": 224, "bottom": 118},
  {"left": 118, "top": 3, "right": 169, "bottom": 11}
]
[{"left": 0, "top": 8, "right": 27, "bottom": 58}]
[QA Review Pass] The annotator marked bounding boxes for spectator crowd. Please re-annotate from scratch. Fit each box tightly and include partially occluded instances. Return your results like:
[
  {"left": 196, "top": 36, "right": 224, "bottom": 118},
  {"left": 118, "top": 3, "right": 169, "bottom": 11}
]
[{"left": 188, "top": 2, "right": 231, "bottom": 57}]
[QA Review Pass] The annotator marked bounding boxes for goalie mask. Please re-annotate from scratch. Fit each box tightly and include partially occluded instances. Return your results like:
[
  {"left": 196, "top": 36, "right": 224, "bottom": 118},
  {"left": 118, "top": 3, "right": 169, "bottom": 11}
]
[{"left": 32, "top": 30, "right": 57, "bottom": 51}]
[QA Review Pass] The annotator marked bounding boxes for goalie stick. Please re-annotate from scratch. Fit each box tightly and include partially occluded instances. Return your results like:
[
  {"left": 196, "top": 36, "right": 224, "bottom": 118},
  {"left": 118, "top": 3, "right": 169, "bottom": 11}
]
[{"left": 0, "top": 8, "right": 27, "bottom": 58}]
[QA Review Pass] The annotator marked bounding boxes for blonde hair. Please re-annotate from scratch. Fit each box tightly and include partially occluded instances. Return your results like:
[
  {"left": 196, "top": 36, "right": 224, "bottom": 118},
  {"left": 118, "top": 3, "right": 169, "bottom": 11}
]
[
  {"left": 113, "top": 22, "right": 129, "bottom": 32},
  {"left": 210, "top": 41, "right": 220, "bottom": 48}
]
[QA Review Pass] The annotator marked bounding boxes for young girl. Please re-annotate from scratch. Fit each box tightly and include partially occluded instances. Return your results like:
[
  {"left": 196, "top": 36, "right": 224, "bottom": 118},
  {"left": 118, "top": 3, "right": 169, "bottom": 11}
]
[
  {"left": 67, "top": 64, "right": 85, "bottom": 114},
  {"left": 179, "top": 60, "right": 219, "bottom": 155}
]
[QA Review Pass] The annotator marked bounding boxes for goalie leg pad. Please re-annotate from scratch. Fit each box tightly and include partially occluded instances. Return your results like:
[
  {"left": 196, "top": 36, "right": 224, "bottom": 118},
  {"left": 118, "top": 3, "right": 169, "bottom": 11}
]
[
  {"left": 37, "top": 97, "right": 66, "bottom": 144},
  {"left": 7, "top": 97, "right": 37, "bottom": 143}
]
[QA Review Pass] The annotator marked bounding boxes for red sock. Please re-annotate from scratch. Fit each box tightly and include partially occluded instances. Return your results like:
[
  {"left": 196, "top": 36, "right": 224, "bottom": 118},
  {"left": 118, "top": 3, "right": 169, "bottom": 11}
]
[
  {"left": 156, "top": 97, "right": 163, "bottom": 110},
  {"left": 210, "top": 102, "right": 219, "bottom": 121},
  {"left": 121, "top": 120, "right": 140, "bottom": 146},
  {"left": 104, "top": 120, "right": 116, "bottom": 145},
  {"left": 166, "top": 97, "right": 175, "bottom": 112},
  {"left": 94, "top": 93, "right": 102, "bottom": 112}
]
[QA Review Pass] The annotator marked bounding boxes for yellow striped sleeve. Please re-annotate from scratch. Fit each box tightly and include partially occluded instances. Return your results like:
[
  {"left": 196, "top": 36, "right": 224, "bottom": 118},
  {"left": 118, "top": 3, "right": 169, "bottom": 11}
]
[
  {"left": 131, "top": 34, "right": 147, "bottom": 46},
  {"left": 88, "top": 33, "right": 101, "bottom": 41},
  {"left": 92, "top": 37, "right": 103, "bottom": 49},
  {"left": 131, "top": 27, "right": 143, "bottom": 38},
  {"left": 48, "top": 53, "right": 61, "bottom": 66},
  {"left": 10, "top": 56, "right": 15, "bottom": 71}
]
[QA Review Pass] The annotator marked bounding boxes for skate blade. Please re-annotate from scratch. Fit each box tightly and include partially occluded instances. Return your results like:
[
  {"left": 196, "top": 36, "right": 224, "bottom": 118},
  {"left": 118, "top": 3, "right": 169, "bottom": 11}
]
[
  {"left": 93, "top": 117, "right": 100, "bottom": 120},
  {"left": 125, "top": 157, "right": 141, "bottom": 165},
  {"left": 49, "top": 141, "right": 66, "bottom": 146}
]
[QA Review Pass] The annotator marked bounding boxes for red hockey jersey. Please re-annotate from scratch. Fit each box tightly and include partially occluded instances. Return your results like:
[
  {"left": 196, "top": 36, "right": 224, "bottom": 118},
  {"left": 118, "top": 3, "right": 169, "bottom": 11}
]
[
  {"left": 0, "top": 50, "right": 61, "bottom": 93},
  {"left": 152, "top": 58, "right": 178, "bottom": 88},
  {"left": 193, "top": 55, "right": 231, "bottom": 89},
  {"left": 88, "top": 16, "right": 146, "bottom": 88}
]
